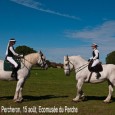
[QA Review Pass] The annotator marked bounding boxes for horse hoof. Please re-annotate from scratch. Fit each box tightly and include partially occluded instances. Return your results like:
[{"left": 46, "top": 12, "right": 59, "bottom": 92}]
[
  {"left": 103, "top": 100, "right": 111, "bottom": 103},
  {"left": 72, "top": 99, "right": 81, "bottom": 103},
  {"left": 14, "top": 99, "right": 23, "bottom": 103},
  {"left": 72, "top": 100, "right": 78, "bottom": 103}
]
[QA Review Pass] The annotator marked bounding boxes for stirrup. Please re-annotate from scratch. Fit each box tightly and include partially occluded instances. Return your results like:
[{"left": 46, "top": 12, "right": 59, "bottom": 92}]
[
  {"left": 11, "top": 72, "right": 18, "bottom": 81},
  {"left": 96, "top": 72, "right": 101, "bottom": 79}
]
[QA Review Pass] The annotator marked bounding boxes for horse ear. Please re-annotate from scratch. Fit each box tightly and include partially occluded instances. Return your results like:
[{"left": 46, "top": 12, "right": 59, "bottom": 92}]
[
  {"left": 39, "top": 50, "right": 41, "bottom": 53},
  {"left": 67, "top": 55, "right": 69, "bottom": 60},
  {"left": 39, "top": 50, "right": 41, "bottom": 54},
  {"left": 64, "top": 55, "right": 68, "bottom": 61},
  {"left": 39, "top": 50, "right": 43, "bottom": 56}
]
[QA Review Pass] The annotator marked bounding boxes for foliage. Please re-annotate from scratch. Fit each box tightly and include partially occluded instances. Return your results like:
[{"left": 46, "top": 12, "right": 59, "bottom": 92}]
[
  {"left": 46, "top": 60, "right": 63, "bottom": 68},
  {"left": 15, "top": 45, "right": 37, "bottom": 56},
  {"left": 106, "top": 51, "right": 115, "bottom": 64}
]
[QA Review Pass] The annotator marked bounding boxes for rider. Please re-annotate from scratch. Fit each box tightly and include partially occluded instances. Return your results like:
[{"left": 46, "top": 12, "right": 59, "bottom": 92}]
[
  {"left": 5, "top": 38, "right": 23, "bottom": 80},
  {"left": 88, "top": 43, "right": 101, "bottom": 77}
]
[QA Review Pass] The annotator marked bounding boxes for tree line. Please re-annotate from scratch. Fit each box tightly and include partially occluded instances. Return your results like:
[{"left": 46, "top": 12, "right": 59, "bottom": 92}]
[{"left": 106, "top": 51, "right": 115, "bottom": 64}]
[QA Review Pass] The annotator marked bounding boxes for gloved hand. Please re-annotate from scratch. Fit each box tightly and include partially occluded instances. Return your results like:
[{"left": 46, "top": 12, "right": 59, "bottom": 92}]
[
  {"left": 19, "top": 54, "right": 23, "bottom": 58},
  {"left": 88, "top": 59, "right": 93, "bottom": 62},
  {"left": 90, "top": 59, "right": 93, "bottom": 62},
  {"left": 88, "top": 59, "right": 90, "bottom": 62}
]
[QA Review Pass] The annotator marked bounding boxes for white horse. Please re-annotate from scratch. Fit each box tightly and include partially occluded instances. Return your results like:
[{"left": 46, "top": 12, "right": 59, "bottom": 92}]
[
  {"left": 0, "top": 51, "right": 48, "bottom": 102},
  {"left": 64, "top": 55, "right": 115, "bottom": 103}
]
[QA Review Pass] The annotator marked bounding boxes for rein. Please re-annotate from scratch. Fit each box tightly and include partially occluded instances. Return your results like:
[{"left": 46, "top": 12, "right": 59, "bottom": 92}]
[
  {"left": 20, "top": 57, "right": 37, "bottom": 70},
  {"left": 75, "top": 63, "right": 88, "bottom": 72},
  {"left": 23, "top": 57, "right": 35, "bottom": 65},
  {"left": 68, "top": 60, "right": 89, "bottom": 73}
]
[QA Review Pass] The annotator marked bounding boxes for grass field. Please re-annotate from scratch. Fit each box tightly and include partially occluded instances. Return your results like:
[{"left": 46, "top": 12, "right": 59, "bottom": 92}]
[{"left": 0, "top": 68, "right": 115, "bottom": 115}]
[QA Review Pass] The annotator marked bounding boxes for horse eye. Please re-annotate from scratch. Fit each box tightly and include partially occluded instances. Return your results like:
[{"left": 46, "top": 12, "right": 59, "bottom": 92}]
[{"left": 65, "top": 64, "right": 68, "bottom": 66}]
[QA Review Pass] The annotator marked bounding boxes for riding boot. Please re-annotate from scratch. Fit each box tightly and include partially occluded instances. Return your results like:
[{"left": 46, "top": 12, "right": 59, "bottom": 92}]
[
  {"left": 96, "top": 72, "right": 101, "bottom": 79},
  {"left": 11, "top": 67, "right": 18, "bottom": 81},
  {"left": 91, "top": 67, "right": 101, "bottom": 78}
]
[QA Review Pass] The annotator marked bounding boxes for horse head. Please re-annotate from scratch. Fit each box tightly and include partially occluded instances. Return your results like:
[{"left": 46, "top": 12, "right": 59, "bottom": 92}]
[
  {"left": 37, "top": 51, "right": 48, "bottom": 69},
  {"left": 63, "top": 55, "right": 74, "bottom": 76},
  {"left": 23, "top": 51, "right": 48, "bottom": 70}
]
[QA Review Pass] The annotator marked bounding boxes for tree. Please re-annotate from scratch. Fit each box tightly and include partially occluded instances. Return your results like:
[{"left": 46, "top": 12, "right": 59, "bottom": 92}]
[
  {"left": 15, "top": 45, "right": 37, "bottom": 56},
  {"left": 106, "top": 51, "right": 115, "bottom": 64}
]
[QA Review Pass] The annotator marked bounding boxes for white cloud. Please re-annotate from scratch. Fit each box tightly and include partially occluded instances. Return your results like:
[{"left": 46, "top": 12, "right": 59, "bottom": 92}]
[
  {"left": 65, "top": 21, "right": 115, "bottom": 51},
  {"left": 11, "top": 0, "right": 42, "bottom": 8},
  {"left": 10, "top": 0, "right": 80, "bottom": 20},
  {"left": 65, "top": 20, "right": 115, "bottom": 42},
  {"left": 64, "top": 20, "right": 115, "bottom": 63}
]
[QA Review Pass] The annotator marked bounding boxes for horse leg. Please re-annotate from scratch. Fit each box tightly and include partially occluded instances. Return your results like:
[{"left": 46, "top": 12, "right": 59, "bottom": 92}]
[
  {"left": 104, "top": 80, "right": 113, "bottom": 103},
  {"left": 18, "top": 87, "right": 23, "bottom": 102},
  {"left": 18, "top": 80, "right": 25, "bottom": 102},
  {"left": 73, "top": 79, "right": 84, "bottom": 102},
  {"left": 13, "top": 78, "right": 25, "bottom": 102}
]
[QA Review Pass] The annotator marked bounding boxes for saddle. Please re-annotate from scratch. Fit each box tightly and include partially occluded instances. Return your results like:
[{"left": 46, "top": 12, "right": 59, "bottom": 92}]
[
  {"left": 4, "top": 59, "right": 21, "bottom": 71},
  {"left": 88, "top": 60, "right": 103, "bottom": 72}
]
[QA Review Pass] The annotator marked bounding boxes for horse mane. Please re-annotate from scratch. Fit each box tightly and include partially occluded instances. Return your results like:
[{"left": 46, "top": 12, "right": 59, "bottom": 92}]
[
  {"left": 76, "top": 55, "right": 87, "bottom": 62},
  {"left": 69, "top": 55, "right": 87, "bottom": 63}
]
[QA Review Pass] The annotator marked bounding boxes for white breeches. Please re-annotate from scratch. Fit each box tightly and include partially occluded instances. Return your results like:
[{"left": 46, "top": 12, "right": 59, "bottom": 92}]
[
  {"left": 7, "top": 57, "right": 18, "bottom": 68},
  {"left": 91, "top": 59, "right": 100, "bottom": 67}
]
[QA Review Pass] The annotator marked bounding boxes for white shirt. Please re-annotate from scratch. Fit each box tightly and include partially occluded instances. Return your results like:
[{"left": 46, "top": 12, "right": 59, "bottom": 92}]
[{"left": 90, "top": 49, "right": 99, "bottom": 60}]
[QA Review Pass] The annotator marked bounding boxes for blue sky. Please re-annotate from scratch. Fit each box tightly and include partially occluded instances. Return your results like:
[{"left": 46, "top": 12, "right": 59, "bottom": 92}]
[{"left": 0, "top": 0, "right": 115, "bottom": 63}]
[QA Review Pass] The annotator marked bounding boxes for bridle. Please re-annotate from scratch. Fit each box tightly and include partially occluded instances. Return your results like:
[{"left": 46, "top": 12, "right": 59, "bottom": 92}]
[
  {"left": 64, "top": 57, "right": 88, "bottom": 73},
  {"left": 38, "top": 52, "right": 47, "bottom": 68}
]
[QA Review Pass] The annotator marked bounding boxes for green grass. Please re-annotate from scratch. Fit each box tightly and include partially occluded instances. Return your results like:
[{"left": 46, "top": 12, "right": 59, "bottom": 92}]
[{"left": 0, "top": 68, "right": 115, "bottom": 115}]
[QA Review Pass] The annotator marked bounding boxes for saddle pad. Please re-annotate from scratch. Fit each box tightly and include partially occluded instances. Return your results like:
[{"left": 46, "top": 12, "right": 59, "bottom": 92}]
[
  {"left": 4, "top": 60, "right": 13, "bottom": 71},
  {"left": 4, "top": 60, "right": 21, "bottom": 71}
]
